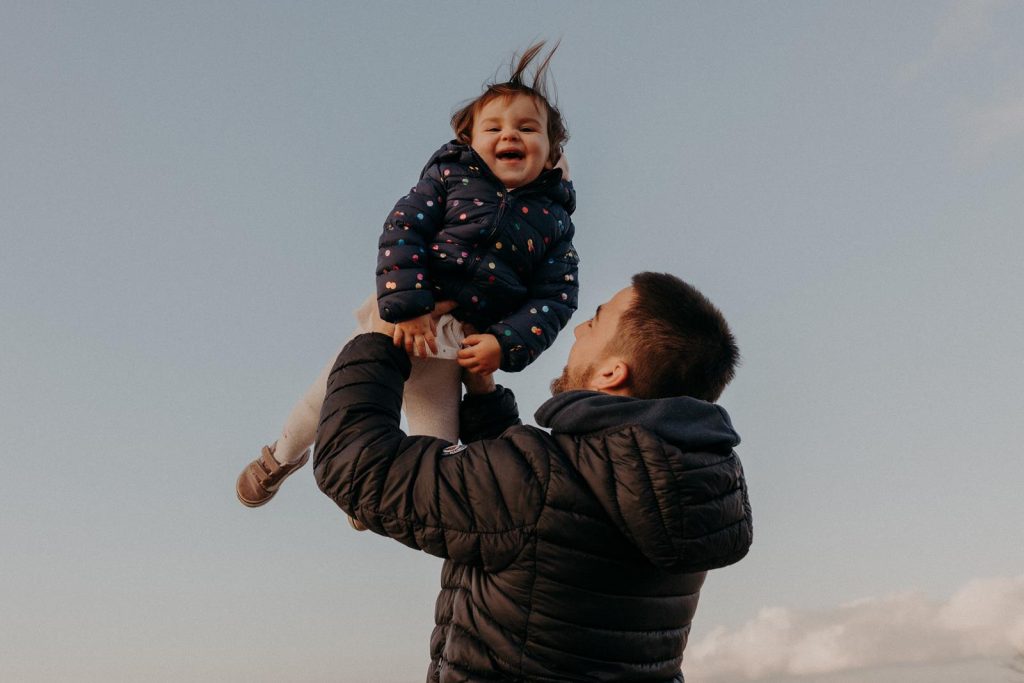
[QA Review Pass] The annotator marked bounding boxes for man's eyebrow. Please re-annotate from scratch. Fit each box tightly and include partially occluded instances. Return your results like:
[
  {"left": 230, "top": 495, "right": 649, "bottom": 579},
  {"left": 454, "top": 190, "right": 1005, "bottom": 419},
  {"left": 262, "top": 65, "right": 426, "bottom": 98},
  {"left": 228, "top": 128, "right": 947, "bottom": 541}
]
[{"left": 594, "top": 305, "right": 603, "bottom": 321}]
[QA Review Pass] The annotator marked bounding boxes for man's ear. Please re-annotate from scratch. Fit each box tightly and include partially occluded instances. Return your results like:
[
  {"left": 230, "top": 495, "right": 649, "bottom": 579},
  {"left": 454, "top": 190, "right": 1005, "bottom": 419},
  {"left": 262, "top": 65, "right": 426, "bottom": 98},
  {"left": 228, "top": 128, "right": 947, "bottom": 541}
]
[{"left": 589, "top": 358, "right": 630, "bottom": 394}]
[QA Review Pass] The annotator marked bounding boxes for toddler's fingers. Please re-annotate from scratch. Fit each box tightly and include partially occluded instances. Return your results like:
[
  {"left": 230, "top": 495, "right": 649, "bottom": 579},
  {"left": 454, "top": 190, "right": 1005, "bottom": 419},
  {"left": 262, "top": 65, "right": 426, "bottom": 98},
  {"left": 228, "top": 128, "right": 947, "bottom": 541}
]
[
  {"left": 404, "top": 334, "right": 416, "bottom": 356},
  {"left": 426, "top": 333, "right": 438, "bottom": 355},
  {"left": 419, "top": 333, "right": 433, "bottom": 358},
  {"left": 393, "top": 327, "right": 404, "bottom": 348}
]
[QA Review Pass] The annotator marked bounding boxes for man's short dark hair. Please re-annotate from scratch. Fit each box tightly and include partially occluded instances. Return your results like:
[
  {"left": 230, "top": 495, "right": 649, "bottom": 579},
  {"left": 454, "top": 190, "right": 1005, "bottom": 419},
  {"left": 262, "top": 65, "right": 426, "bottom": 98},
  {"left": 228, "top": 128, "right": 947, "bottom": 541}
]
[{"left": 611, "top": 272, "right": 739, "bottom": 402}]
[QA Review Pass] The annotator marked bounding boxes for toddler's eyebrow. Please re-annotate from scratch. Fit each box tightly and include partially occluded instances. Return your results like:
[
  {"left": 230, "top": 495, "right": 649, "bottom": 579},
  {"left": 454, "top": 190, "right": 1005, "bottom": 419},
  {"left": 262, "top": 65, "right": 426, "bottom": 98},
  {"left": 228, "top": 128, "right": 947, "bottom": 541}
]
[
  {"left": 514, "top": 117, "right": 544, "bottom": 129},
  {"left": 594, "top": 305, "right": 603, "bottom": 321},
  {"left": 479, "top": 116, "right": 544, "bottom": 127}
]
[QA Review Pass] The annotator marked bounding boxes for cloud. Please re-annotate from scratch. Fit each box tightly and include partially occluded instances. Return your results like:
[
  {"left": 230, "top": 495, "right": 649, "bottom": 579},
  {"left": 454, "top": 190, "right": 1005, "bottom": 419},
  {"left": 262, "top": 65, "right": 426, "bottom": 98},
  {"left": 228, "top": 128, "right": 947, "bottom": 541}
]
[
  {"left": 898, "top": 0, "right": 1007, "bottom": 81},
  {"left": 686, "top": 575, "right": 1024, "bottom": 681},
  {"left": 930, "top": 0, "right": 1004, "bottom": 54},
  {"left": 961, "top": 95, "right": 1024, "bottom": 158}
]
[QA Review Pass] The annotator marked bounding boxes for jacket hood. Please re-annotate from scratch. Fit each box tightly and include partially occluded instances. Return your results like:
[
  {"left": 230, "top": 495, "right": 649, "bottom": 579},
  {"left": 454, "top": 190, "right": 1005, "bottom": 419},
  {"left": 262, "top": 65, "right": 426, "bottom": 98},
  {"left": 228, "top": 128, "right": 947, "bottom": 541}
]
[
  {"left": 535, "top": 390, "right": 740, "bottom": 450},
  {"left": 425, "top": 141, "right": 576, "bottom": 213},
  {"left": 536, "top": 391, "right": 745, "bottom": 572}
]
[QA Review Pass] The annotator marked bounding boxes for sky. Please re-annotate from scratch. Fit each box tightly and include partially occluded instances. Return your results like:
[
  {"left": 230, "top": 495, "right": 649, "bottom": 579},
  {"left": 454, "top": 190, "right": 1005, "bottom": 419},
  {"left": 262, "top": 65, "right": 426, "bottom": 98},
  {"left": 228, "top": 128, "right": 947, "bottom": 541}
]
[{"left": 2, "top": 1, "right": 1023, "bottom": 681}]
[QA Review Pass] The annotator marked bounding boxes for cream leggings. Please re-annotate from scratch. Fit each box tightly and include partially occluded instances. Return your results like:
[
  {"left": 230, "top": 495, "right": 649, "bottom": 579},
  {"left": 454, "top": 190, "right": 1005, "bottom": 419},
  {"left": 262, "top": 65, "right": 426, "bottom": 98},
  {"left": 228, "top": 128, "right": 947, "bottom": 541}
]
[{"left": 273, "top": 296, "right": 464, "bottom": 464}]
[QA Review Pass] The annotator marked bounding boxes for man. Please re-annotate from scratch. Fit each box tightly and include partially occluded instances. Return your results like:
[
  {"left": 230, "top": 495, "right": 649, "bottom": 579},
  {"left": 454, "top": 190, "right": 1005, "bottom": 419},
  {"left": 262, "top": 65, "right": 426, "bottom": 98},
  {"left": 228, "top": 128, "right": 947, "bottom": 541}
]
[{"left": 314, "top": 272, "right": 752, "bottom": 682}]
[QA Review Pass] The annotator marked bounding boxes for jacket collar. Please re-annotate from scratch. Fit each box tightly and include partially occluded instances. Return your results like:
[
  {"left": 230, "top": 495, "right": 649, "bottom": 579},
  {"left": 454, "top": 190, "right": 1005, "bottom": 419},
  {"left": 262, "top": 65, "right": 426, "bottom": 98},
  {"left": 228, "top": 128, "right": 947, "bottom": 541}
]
[
  {"left": 432, "top": 141, "right": 576, "bottom": 212},
  {"left": 535, "top": 390, "right": 740, "bottom": 451}
]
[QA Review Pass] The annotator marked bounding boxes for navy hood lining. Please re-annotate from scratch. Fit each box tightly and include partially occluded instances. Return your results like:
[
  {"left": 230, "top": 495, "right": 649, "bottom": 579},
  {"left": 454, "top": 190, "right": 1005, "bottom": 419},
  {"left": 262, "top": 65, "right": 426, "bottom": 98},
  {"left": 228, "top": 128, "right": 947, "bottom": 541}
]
[{"left": 535, "top": 390, "right": 740, "bottom": 451}]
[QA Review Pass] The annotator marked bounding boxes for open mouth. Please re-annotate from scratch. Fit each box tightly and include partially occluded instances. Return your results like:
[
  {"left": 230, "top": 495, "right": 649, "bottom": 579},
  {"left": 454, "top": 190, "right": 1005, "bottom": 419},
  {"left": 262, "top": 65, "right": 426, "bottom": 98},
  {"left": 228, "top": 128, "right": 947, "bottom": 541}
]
[{"left": 496, "top": 150, "right": 525, "bottom": 161}]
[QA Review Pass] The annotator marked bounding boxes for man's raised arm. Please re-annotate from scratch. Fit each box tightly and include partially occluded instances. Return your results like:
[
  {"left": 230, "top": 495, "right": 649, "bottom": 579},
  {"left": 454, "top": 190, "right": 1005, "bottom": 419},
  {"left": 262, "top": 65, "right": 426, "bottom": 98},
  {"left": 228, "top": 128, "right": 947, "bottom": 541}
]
[{"left": 313, "top": 333, "right": 545, "bottom": 571}]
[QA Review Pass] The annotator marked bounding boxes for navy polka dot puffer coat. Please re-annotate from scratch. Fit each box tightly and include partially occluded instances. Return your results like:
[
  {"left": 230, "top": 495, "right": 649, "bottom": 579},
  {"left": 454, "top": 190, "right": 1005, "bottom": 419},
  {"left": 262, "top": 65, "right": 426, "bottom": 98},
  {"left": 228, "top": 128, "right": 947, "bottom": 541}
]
[{"left": 377, "top": 142, "right": 579, "bottom": 372}]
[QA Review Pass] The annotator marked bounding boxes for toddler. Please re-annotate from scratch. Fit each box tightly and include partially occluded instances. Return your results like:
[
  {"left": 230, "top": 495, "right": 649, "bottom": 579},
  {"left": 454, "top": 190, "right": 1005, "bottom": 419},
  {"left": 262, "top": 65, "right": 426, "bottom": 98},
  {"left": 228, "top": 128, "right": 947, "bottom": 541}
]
[{"left": 237, "top": 42, "right": 579, "bottom": 509}]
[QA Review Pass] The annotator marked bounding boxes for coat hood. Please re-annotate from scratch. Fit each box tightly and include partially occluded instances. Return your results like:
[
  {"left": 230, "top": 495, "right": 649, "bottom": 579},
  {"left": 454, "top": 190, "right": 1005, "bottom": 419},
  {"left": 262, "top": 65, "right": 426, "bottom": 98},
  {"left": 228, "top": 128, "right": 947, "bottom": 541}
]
[
  {"left": 535, "top": 390, "right": 740, "bottom": 450},
  {"left": 536, "top": 390, "right": 747, "bottom": 573}
]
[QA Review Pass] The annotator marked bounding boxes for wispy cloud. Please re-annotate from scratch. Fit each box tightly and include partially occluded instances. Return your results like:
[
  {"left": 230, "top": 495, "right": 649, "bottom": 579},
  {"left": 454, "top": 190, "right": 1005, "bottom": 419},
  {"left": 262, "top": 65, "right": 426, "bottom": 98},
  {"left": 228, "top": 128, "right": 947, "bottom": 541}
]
[
  {"left": 961, "top": 95, "right": 1024, "bottom": 160},
  {"left": 686, "top": 575, "right": 1024, "bottom": 681},
  {"left": 898, "top": 0, "right": 1007, "bottom": 81}
]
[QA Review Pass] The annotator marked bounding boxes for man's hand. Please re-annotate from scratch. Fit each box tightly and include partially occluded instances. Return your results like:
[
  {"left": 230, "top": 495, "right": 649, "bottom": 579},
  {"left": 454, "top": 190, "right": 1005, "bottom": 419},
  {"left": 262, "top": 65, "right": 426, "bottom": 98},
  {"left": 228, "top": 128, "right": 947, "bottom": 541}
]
[
  {"left": 394, "top": 314, "right": 438, "bottom": 358},
  {"left": 462, "top": 366, "right": 497, "bottom": 395},
  {"left": 432, "top": 300, "right": 458, "bottom": 320},
  {"left": 373, "top": 300, "right": 458, "bottom": 358},
  {"left": 457, "top": 334, "right": 502, "bottom": 376}
]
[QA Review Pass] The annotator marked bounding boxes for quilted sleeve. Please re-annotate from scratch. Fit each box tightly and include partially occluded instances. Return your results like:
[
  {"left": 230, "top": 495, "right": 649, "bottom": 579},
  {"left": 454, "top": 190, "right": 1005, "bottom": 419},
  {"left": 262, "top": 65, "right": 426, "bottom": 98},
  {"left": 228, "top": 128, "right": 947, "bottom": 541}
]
[
  {"left": 376, "top": 162, "right": 447, "bottom": 322},
  {"left": 488, "top": 224, "right": 579, "bottom": 372},
  {"left": 458, "top": 385, "right": 522, "bottom": 443},
  {"left": 313, "top": 333, "right": 546, "bottom": 572}
]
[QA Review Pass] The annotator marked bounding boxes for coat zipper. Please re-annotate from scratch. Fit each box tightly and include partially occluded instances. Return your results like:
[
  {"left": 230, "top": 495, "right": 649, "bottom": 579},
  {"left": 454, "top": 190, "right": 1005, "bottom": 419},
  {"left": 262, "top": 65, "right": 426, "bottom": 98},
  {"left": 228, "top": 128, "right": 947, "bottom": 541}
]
[
  {"left": 461, "top": 146, "right": 557, "bottom": 284},
  {"left": 465, "top": 191, "right": 506, "bottom": 282}
]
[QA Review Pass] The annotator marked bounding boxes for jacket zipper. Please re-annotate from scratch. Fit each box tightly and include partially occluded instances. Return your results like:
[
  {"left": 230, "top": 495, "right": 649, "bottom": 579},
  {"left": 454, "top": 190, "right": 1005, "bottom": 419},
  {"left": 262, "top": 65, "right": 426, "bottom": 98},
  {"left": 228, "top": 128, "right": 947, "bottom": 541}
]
[
  {"left": 465, "top": 191, "right": 506, "bottom": 282},
  {"left": 462, "top": 146, "right": 557, "bottom": 284}
]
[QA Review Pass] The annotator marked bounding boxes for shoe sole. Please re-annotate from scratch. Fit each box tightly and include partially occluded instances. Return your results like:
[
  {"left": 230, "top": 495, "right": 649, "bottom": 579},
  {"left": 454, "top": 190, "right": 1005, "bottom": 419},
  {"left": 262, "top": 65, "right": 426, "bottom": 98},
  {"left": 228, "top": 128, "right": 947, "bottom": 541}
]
[{"left": 237, "top": 490, "right": 271, "bottom": 508}]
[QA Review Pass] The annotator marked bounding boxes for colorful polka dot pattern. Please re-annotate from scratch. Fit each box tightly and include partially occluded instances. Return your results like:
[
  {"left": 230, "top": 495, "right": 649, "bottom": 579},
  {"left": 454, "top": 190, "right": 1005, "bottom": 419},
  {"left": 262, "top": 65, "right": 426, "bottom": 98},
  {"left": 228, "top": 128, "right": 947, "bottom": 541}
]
[{"left": 376, "top": 141, "right": 579, "bottom": 372}]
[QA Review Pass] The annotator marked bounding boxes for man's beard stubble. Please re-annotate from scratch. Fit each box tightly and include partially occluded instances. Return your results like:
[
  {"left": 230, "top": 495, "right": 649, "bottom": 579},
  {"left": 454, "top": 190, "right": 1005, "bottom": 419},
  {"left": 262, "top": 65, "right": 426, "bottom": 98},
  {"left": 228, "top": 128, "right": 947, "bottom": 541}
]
[{"left": 549, "top": 362, "right": 596, "bottom": 396}]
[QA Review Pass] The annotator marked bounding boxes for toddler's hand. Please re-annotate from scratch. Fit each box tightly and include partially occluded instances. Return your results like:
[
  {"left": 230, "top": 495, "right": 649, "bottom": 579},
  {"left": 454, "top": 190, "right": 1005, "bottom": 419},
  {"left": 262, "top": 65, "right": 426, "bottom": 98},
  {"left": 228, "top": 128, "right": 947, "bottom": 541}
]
[
  {"left": 457, "top": 333, "right": 501, "bottom": 376},
  {"left": 394, "top": 314, "right": 438, "bottom": 358}
]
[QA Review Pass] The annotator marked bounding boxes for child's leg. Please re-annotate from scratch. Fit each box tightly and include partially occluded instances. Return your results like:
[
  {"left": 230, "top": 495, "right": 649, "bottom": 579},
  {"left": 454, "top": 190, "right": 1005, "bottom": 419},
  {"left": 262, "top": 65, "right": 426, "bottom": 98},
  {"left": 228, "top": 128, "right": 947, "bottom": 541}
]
[
  {"left": 239, "top": 294, "right": 381, "bottom": 508},
  {"left": 237, "top": 358, "right": 330, "bottom": 506},
  {"left": 274, "top": 299, "right": 462, "bottom": 463},
  {"left": 401, "top": 313, "right": 466, "bottom": 441},
  {"left": 403, "top": 357, "right": 462, "bottom": 442},
  {"left": 271, "top": 294, "right": 379, "bottom": 464},
  {"left": 273, "top": 353, "right": 334, "bottom": 464}
]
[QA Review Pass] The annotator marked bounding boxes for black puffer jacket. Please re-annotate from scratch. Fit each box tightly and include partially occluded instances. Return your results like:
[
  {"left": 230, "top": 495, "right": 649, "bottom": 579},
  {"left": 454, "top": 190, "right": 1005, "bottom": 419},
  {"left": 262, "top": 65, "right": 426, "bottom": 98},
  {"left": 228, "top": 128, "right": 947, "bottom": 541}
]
[
  {"left": 314, "top": 334, "right": 753, "bottom": 682},
  {"left": 376, "top": 142, "right": 579, "bottom": 372}
]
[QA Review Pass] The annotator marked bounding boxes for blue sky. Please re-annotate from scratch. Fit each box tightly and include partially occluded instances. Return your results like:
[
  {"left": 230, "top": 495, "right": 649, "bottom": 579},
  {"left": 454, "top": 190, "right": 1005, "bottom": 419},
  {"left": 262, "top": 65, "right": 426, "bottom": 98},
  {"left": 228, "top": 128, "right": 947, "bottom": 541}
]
[{"left": 2, "top": 2, "right": 1023, "bottom": 681}]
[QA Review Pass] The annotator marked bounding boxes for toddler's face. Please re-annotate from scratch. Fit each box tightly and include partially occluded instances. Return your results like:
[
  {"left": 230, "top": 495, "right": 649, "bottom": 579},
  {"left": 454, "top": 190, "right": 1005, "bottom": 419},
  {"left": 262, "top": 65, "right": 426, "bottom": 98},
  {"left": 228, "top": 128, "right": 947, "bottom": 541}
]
[{"left": 470, "top": 94, "right": 551, "bottom": 190}]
